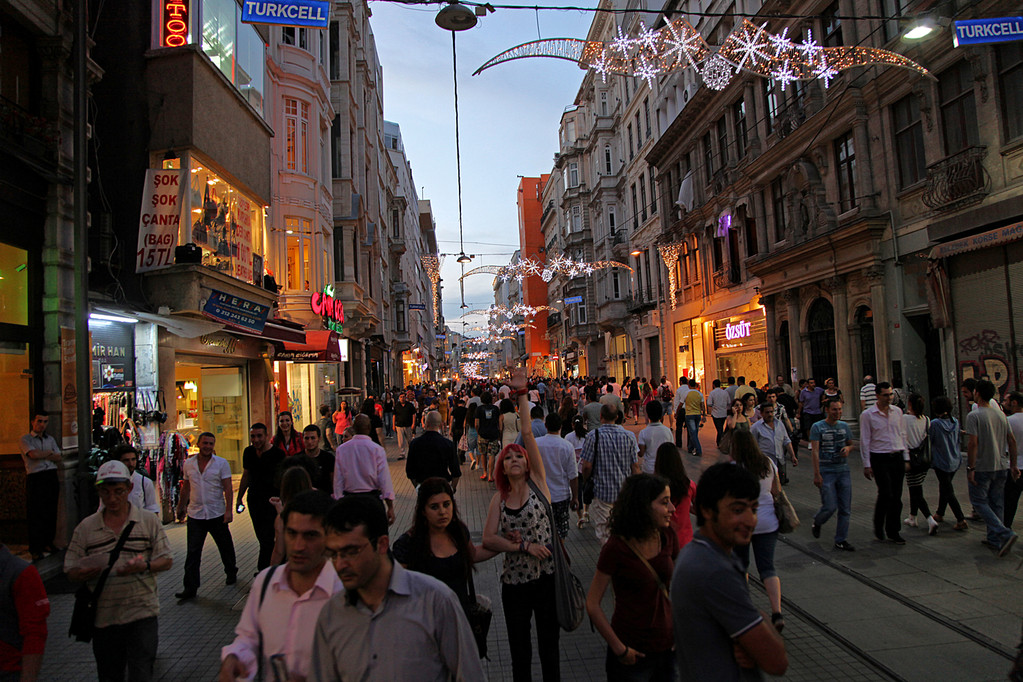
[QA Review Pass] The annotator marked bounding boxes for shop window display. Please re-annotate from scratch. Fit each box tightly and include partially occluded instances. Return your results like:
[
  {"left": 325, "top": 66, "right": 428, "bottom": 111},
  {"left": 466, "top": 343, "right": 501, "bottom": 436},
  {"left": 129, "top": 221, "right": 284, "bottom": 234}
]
[
  {"left": 175, "top": 365, "right": 249, "bottom": 473},
  {"left": 189, "top": 163, "right": 264, "bottom": 284}
]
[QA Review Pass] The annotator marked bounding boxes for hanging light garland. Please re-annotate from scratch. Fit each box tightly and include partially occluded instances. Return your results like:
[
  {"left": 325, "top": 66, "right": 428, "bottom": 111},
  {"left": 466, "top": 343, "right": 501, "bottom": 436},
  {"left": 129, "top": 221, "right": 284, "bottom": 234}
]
[
  {"left": 461, "top": 361, "right": 486, "bottom": 379},
  {"left": 658, "top": 240, "right": 686, "bottom": 310},
  {"left": 463, "top": 350, "right": 493, "bottom": 360},
  {"left": 461, "top": 255, "right": 632, "bottom": 283},
  {"left": 469, "top": 321, "right": 536, "bottom": 334},
  {"left": 421, "top": 255, "right": 443, "bottom": 324},
  {"left": 463, "top": 303, "right": 558, "bottom": 320},
  {"left": 474, "top": 17, "right": 929, "bottom": 90}
]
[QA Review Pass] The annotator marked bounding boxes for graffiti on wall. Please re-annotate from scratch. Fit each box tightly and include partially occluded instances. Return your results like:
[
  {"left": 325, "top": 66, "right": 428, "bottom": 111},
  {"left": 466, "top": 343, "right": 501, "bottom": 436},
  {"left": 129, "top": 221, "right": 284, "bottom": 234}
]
[{"left": 958, "top": 329, "right": 1021, "bottom": 392}]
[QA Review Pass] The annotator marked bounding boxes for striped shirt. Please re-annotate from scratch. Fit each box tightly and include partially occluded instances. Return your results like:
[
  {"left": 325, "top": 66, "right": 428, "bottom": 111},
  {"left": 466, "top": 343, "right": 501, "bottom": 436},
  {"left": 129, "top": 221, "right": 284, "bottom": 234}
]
[
  {"left": 579, "top": 424, "right": 638, "bottom": 503},
  {"left": 64, "top": 504, "right": 172, "bottom": 628}
]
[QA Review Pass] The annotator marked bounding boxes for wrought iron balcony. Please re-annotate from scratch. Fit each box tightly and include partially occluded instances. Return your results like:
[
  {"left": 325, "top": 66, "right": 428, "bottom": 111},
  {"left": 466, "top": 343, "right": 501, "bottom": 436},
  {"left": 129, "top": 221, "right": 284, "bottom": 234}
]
[
  {"left": 547, "top": 311, "right": 562, "bottom": 328},
  {"left": 0, "top": 96, "right": 59, "bottom": 168},
  {"left": 627, "top": 288, "right": 656, "bottom": 315},
  {"left": 921, "top": 146, "right": 990, "bottom": 212},
  {"left": 713, "top": 267, "right": 741, "bottom": 290}
]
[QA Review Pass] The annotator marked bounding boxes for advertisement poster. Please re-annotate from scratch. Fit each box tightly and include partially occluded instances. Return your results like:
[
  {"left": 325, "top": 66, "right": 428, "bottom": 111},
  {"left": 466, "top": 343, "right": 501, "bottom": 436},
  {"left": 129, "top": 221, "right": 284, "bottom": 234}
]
[
  {"left": 136, "top": 169, "right": 187, "bottom": 273},
  {"left": 60, "top": 327, "right": 78, "bottom": 449},
  {"left": 233, "top": 196, "right": 254, "bottom": 283},
  {"left": 202, "top": 289, "right": 270, "bottom": 333}
]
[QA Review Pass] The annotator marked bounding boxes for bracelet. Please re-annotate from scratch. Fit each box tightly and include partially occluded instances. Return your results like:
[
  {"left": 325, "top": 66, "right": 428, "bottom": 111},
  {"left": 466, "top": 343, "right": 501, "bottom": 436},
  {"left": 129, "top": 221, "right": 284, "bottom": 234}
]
[
  {"left": 519, "top": 540, "right": 526, "bottom": 552},
  {"left": 512, "top": 388, "right": 528, "bottom": 397}
]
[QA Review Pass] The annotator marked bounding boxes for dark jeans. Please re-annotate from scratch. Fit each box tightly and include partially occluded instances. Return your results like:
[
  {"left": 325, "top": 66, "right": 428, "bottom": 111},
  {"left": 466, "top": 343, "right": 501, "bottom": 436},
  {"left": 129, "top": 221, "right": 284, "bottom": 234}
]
[
  {"left": 604, "top": 647, "right": 676, "bottom": 682},
  {"left": 869, "top": 452, "right": 906, "bottom": 539},
  {"left": 674, "top": 411, "right": 686, "bottom": 448},
  {"left": 685, "top": 416, "right": 702, "bottom": 456},
  {"left": 502, "top": 572, "right": 560, "bottom": 682},
  {"left": 934, "top": 469, "right": 965, "bottom": 522},
  {"left": 249, "top": 501, "right": 277, "bottom": 570},
  {"left": 801, "top": 413, "right": 824, "bottom": 444},
  {"left": 907, "top": 467, "right": 932, "bottom": 518},
  {"left": 712, "top": 416, "right": 726, "bottom": 445},
  {"left": 183, "top": 516, "right": 237, "bottom": 591},
  {"left": 92, "top": 615, "right": 158, "bottom": 682},
  {"left": 1005, "top": 473, "right": 1023, "bottom": 528},
  {"left": 26, "top": 469, "right": 59, "bottom": 554}
]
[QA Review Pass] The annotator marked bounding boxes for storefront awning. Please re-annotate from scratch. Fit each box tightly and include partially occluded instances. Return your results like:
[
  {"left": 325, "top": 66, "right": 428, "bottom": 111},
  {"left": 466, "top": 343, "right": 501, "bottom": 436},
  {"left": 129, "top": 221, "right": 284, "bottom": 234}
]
[
  {"left": 93, "top": 306, "right": 225, "bottom": 339},
  {"left": 273, "top": 330, "right": 347, "bottom": 362},
  {"left": 229, "top": 318, "right": 306, "bottom": 344},
  {"left": 928, "top": 220, "right": 1023, "bottom": 259}
]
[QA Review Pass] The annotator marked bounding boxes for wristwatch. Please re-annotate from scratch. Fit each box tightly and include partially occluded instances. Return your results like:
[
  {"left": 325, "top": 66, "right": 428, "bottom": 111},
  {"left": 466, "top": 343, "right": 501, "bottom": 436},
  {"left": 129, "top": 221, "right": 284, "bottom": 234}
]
[{"left": 967, "top": 466, "right": 976, "bottom": 472}]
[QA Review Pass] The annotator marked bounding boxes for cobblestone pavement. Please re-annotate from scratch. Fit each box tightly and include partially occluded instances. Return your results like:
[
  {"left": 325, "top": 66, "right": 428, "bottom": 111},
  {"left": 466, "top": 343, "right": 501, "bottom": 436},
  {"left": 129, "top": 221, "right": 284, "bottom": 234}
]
[{"left": 39, "top": 420, "right": 1022, "bottom": 680}]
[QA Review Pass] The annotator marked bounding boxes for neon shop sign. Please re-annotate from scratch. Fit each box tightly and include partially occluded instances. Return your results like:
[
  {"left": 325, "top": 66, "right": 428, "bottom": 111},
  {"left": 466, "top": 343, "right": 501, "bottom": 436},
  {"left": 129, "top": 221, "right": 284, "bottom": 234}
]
[
  {"left": 162, "top": 0, "right": 190, "bottom": 47},
  {"left": 311, "top": 285, "right": 344, "bottom": 332},
  {"left": 724, "top": 320, "right": 752, "bottom": 341}
]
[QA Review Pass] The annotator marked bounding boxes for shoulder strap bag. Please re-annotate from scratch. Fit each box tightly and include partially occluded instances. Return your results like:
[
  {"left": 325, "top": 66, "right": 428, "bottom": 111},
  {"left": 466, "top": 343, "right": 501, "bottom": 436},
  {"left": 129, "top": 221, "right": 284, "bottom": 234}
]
[
  {"left": 256, "top": 563, "right": 280, "bottom": 682},
  {"left": 69, "top": 520, "right": 137, "bottom": 642},
  {"left": 581, "top": 428, "right": 599, "bottom": 505},
  {"left": 527, "top": 479, "right": 586, "bottom": 631},
  {"left": 624, "top": 538, "right": 670, "bottom": 602},
  {"left": 465, "top": 570, "right": 493, "bottom": 659}
]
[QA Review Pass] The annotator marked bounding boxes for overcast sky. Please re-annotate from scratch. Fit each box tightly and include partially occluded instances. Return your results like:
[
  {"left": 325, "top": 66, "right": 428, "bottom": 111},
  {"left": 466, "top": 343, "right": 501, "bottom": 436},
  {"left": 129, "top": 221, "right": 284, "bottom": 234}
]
[{"left": 369, "top": 0, "right": 595, "bottom": 336}]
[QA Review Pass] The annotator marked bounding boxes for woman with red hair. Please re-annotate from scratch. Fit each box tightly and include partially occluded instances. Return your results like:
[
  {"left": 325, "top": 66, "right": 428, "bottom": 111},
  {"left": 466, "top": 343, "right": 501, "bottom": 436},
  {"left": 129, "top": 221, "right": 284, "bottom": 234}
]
[{"left": 483, "top": 368, "right": 559, "bottom": 681}]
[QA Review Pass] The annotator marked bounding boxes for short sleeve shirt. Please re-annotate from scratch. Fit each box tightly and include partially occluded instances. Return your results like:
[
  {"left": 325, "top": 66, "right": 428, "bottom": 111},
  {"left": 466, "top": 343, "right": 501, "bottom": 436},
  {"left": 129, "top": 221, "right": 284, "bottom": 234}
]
[
  {"left": 183, "top": 455, "right": 232, "bottom": 519},
  {"left": 242, "top": 445, "right": 286, "bottom": 506},
  {"left": 19, "top": 432, "right": 60, "bottom": 475},
  {"left": 476, "top": 404, "right": 501, "bottom": 440},
  {"left": 810, "top": 419, "right": 853, "bottom": 471},
  {"left": 965, "top": 406, "right": 1010, "bottom": 472},
  {"left": 799, "top": 387, "right": 825, "bottom": 414},
  {"left": 672, "top": 535, "right": 765, "bottom": 681},
  {"left": 684, "top": 390, "right": 704, "bottom": 415},
  {"left": 638, "top": 423, "right": 674, "bottom": 474}
]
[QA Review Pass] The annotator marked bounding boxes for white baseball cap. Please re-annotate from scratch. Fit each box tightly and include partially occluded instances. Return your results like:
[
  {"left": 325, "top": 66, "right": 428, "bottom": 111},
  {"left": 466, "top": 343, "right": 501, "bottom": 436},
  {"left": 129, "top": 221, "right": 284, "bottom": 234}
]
[{"left": 95, "top": 460, "right": 131, "bottom": 485}]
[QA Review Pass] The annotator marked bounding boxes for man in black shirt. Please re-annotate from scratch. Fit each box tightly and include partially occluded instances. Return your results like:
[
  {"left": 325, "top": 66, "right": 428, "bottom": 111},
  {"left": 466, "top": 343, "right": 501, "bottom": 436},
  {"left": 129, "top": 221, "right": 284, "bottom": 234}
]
[
  {"left": 302, "top": 424, "right": 335, "bottom": 495},
  {"left": 475, "top": 391, "right": 502, "bottom": 482},
  {"left": 449, "top": 397, "right": 468, "bottom": 463},
  {"left": 393, "top": 392, "right": 417, "bottom": 460},
  {"left": 237, "top": 423, "right": 286, "bottom": 570},
  {"left": 406, "top": 412, "right": 461, "bottom": 490}
]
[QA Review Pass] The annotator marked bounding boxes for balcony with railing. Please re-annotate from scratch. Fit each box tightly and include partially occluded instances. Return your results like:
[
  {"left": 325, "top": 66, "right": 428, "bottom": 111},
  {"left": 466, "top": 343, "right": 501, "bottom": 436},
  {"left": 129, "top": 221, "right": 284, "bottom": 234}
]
[
  {"left": 713, "top": 266, "right": 742, "bottom": 290},
  {"left": 0, "top": 96, "right": 59, "bottom": 169},
  {"left": 626, "top": 288, "right": 656, "bottom": 315},
  {"left": 921, "top": 146, "right": 990, "bottom": 213}
]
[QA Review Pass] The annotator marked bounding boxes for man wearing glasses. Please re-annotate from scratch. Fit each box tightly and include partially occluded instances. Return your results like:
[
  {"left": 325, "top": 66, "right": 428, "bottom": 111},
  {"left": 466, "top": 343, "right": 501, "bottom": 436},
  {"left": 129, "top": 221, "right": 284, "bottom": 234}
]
[
  {"left": 310, "top": 496, "right": 483, "bottom": 681},
  {"left": 860, "top": 382, "right": 910, "bottom": 544}
]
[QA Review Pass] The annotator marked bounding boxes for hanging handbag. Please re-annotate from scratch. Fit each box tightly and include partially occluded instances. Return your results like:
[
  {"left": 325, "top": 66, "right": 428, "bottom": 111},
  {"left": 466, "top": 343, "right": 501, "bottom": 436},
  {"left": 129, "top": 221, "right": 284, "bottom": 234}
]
[
  {"left": 69, "top": 520, "right": 137, "bottom": 642},
  {"left": 774, "top": 488, "right": 800, "bottom": 534},
  {"left": 527, "top": 480, "right": 586, "bottom": 631},
  {"left": 909, "top": 418, "right": 931, "bottom": 470},
  {"left": 256, "top": 564, "right": 280, "bottom": 682},
  {"left": 580, "top": 428, "right": 599, "bottom": 506},
  {"left": 465, "top": 571, "right": 493, "bottom": 659}
]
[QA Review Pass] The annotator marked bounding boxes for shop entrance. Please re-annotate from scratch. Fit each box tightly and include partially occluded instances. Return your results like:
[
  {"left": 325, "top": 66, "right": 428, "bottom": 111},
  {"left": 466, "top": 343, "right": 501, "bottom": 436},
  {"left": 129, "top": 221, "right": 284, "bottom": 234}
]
[{"left": 175, "top": 364, "right": 249, "bottom": 473}]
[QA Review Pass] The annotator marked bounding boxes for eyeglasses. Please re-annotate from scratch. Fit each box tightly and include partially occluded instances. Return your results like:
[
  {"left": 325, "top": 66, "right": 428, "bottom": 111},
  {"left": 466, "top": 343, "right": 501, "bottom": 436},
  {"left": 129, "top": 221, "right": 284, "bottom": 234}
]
[{"left": 324, "top": 542, "right": 372, "bottom": 561}]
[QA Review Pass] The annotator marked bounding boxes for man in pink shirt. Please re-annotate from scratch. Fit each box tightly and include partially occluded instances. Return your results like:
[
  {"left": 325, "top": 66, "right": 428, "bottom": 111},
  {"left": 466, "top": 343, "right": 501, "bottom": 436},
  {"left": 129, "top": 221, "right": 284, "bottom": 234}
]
[
  {"left": 219, "top": 490, "right": 341, "bottom": 681},
  {"left": 333, "top": 415, "right": 396, "bottom": 525},
  {"left": 860, "top": 381, "right": 910, "bottom": 544}
]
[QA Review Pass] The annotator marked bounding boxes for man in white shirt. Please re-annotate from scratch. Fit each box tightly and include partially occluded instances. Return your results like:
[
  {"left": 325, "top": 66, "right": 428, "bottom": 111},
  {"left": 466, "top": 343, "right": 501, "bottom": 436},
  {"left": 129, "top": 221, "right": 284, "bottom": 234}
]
[
  {"left": 108, "top": 444, "right": 160, "bottom": 514},
  {"left": 860, "top": 382, "right": 909, "bottom": 544},
  {"left": 19, "top": 411, "right": 62, "bottom": 561},
  {"left": 706, "top": 379, "right": 732, "bottom": 447},
  {"left": 535, "top": 414, "right": 579, "bottom": 539},
  {"left": 638, "top": 401, "right": 674, "bottom": 475},
  {"left": 175, "top": 432, "right": 237, "bottom": 600},
  {"left": 220, "top": 490, "right": 341, "bottom": 682}
]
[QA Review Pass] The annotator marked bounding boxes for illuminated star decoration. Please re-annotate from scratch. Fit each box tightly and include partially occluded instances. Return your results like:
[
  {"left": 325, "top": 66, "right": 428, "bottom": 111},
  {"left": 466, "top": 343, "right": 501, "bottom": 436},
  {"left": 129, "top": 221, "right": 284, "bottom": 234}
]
[
  {"left": 463, "top": 303, "right": 557, "bottom": 320},
  {"left": 460, "top": 256, "right": 632, "bottom": 284},
  {"left": 474, "top": 18, "right": 930, "bottom": 91}
]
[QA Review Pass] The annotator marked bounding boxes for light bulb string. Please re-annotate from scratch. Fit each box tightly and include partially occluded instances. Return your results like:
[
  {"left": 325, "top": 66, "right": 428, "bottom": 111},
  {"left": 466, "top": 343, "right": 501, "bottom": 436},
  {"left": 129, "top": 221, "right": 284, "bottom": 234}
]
[{"left": 452, "top": 31, "right": 466, "bottom": 258}]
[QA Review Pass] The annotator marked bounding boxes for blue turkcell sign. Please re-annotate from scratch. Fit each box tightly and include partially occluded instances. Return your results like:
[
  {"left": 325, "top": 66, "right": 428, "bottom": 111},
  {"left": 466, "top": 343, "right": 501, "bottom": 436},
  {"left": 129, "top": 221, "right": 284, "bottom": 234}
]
[
  {"left": 563, "top": 296, "right": 584, "bottom": 305},
  {"left": 242, "top": 0, "right": 330, "bottom": 28},
  {"left": 953, "top": 17, "right": 1023, "bottom": 47}
]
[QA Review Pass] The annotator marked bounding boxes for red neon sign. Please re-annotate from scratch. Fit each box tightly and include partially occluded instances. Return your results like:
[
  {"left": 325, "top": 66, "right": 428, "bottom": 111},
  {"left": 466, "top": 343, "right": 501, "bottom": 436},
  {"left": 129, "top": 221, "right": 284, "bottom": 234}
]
[
  {"left": 311, "top": 285, "right": 344, "bottom": 332},
  {"left": 162, "top": 0, "right": 189, "bottom": 48}
]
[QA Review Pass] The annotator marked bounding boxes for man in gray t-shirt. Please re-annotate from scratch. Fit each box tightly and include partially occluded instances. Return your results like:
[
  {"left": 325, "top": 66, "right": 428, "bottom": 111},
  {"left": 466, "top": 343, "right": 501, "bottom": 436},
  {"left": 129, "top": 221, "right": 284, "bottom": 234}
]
[
  {"left": 965, "top": 379, "right": 1020, "bottom": 556},
  {"left": 672, "top": 463, "right": 787, "bottom": 680}
]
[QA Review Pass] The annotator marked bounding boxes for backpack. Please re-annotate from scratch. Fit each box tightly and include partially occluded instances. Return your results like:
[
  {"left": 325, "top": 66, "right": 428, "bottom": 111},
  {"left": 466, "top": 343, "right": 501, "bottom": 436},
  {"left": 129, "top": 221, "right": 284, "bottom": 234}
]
[{"left": 659, "top": 385, "right": 674, "bottom": 401}]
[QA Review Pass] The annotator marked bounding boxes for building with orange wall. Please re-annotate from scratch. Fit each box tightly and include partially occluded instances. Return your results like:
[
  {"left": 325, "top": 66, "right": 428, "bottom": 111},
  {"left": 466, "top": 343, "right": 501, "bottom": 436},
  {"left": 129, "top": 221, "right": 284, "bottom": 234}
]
[{"left": 517, "top": 176, "right": 552, "bottom": 374}]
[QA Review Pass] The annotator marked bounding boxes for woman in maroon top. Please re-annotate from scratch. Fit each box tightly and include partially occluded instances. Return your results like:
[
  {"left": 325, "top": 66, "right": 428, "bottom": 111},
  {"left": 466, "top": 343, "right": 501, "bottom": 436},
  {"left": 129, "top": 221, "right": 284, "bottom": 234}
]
[{"left": 586, "top": 473, "right": 678, "bottom": 681}]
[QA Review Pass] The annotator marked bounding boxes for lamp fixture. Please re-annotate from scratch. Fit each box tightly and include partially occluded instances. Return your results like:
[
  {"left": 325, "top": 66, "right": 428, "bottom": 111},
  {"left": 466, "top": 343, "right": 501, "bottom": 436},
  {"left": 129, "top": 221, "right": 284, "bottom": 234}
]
[
  {"left": 630, "top": 249, "right": 643, "bottom": 256},
  {"left": 457, "top": 252, "right": 472, "bottom": 263},
  {"left": 903, "top": 17, "right": 936, "bottom": 40},
  {"left": 436, "top": 2, "right": 477, "bottom": 32}
]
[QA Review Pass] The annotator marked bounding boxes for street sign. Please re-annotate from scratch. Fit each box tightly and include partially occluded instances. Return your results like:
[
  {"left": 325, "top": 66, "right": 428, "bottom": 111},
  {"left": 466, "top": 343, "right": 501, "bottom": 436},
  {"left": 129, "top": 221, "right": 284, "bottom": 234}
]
[
  {"left": 408, "top": 303, "right": 427, "bottom": 311},
  {"left": 242, "top": 0, "right": 330, "bottom": 28},
  {"left": 563, "top": 295, "right": 583, "bottom": 304},
  {"left": 953, "top": 17, "right": 1023, "bottom": 47},
  {"left": 436, "top": 334, "right": 447, "bottom": 339}
]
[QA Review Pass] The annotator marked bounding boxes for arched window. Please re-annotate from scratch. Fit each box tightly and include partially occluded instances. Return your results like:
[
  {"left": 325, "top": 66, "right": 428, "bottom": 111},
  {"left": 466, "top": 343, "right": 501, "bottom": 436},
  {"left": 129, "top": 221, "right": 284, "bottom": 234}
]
[{"left": 807, "top": 297, "right": 837, "bottom": 383}]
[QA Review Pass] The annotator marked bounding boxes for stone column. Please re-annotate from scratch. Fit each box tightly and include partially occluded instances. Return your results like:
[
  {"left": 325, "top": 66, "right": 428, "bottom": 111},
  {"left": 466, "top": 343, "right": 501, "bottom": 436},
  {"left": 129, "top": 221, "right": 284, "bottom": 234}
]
[
  {"left": 783, "top": 289, "right": 801, "bottom": 382},
  {"left": 851, "top": 91, "right": 878, "bottom": 214},
  {"left": 825, "top": 276, "right": 854, "bottom": 418},
  {"left": 752, "top": 186, "right": 769, "bottom": 255},
  {"left": 762, "top": 295, "right": 778, "bottom": 382},
  {"left": 865, "top": 265, "right": 890, "bottom": 382},
  {"left": 744, "top": 81, "right": 761, "bottom": 158}
]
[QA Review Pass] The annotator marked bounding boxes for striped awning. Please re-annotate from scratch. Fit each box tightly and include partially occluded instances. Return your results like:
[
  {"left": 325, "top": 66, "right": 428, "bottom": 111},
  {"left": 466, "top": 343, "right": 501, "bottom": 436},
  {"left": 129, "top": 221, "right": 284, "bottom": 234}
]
[{"left": 928, "top": 220, "right": 1023, "bottom": 259}]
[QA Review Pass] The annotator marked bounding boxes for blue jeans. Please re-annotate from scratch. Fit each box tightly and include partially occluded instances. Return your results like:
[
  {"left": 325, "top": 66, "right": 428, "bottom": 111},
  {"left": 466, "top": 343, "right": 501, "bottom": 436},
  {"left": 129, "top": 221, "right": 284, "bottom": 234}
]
[
  {"left": 685, "top": 415, "right": 702, "bottom": 455},
  {"left": 734, "top": 530, "right": 779, "bottom": 579},
  {"left": 814, "top": 468, "right": 852, "bottom": 543},
  {"left": 969, "top": 469, "right": 1014, "bottom": 546}
]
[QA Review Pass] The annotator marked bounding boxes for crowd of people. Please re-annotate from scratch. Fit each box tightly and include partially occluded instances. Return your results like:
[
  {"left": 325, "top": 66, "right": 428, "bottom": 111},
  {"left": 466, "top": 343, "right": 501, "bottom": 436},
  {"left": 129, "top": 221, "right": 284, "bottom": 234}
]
[{"left": 4, "top": 367, "right": 1022, "bottom": 682}]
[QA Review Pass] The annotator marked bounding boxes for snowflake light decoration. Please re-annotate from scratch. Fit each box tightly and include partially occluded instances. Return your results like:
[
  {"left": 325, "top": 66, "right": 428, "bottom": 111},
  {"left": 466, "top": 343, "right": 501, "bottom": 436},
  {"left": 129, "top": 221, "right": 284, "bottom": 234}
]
[
  {"left": 701, "top": 54, "right": 733, "bottom": 90},
  {"left": 633, "top": 21, "right": 659, "bottom": 52},
  {"left": 610, "top": 25, "right": 634, "bottom": 56},
  {"left": 460, "top": 256, "right": 631, "bottom": 284}
]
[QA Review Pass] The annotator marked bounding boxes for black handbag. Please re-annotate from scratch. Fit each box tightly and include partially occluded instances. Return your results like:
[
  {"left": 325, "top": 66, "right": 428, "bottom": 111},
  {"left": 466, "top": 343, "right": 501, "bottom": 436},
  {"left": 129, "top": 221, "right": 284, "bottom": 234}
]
[
  {"left": 465, "top": 571, "right": 492, "bottom": 659},
  {"left": 527, "top": 480, "right": 586, "bottom": 631},
  {"left": 69, "top": 520, "right": 136, "bottom": 642},
  {"left": 581, "top": 428, "right": 599, "bottom": 505}
]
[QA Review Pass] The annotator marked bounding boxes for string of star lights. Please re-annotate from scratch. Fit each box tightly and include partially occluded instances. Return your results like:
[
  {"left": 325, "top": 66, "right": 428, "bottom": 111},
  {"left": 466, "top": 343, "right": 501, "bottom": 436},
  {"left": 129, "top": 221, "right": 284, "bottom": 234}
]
[
  {"left": 474, "top": 17, "right": 929, "bottom": 89},
  {"left": 462, "top": 351, "right": 493, "bottom": 360},
  {"left": 461, "top": 255, "right": 632, "bottom": 283},
  {"left": 461, "top": 361, "right": 486, "bottom": 379},
  {"left": 421, "top": 255, "right": 443, "bottom": 324},
  {"left": 463, "top": 303, "right": 558, "bottom": 320},
  {"left": 658, "top": 240, "right": 686, "bottom": 310},
  {"left": 469, "top": 321, "right": 537, "bottom": 334},
  {"left": 463, "top": 333, "right": 515, "bottom": 346}
]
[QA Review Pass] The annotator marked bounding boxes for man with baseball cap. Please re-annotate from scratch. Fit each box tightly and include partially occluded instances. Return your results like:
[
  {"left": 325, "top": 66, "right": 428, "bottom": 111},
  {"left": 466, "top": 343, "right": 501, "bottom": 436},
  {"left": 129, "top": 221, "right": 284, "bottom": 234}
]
[{"left": 65, "top": 460, "right": 173, "bottom": 681}]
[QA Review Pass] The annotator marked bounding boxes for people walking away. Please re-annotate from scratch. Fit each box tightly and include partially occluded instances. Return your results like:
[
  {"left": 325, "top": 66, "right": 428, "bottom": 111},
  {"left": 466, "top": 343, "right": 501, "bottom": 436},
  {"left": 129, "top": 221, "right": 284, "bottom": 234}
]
[
  {"left": 360, "top": 398, "right": 386, "bottom": 445},
  {"left": 731, "top": 430, "right": 786, "bottom": 632},
  {"left": 311, "top": 495, "right": 484, "bottom": 681},
  {"left": 655, "top": 443, "right": 696, "bottom": 549},
  {"left": 483, "top": 370, "right": 561, "bottom": 681},
  {"left": 903, "top": 393, "right": 938, "bottom": 535},
  {"left": 0, "top": 542, "right": 49, "bottom": 681},
  {"left": 859, "top": 376, "right": 876, "bottom": 413},
  {"left": 601, "top": 383, "right": 626, "bottom": 424},
  {"left": 274, "top": 411, "right": 304, "bottom": 457},
  {"left": 706, "top": 379, "right": 730, "bottom": 448},
  {"left": 450, "top": 397, "right": 467, "bottom": 463},
  {"left": 176, "top": 433, "right": 237, "bottom": 599},
  {"left": 587, "top": 474, "right": 678, "bottom": 682},
  {"left": 659, "top": 377, "right": 674, "bottom": 429},
  {"left": 566, "top": 415, "right": 590, "bottom": 528},
  {"left": 683, "top": 380, "right": 706, "bottom": 457},
  {"left": 515, "top": 404, "right": 547, "bottom": 446},
  {"left": 558, "top": 395, "right": 578, "bottom": 437},
  {"left": 220, "top": 490, "right": 340, "bottom": 682},
  {"left": 810, "top": 399, "right": 856, "bottom": 551},
  {"left": 861, "top": 382, "right": 910, "bottom": 545},
  {"left": 382, "top": 391, "right": 395, "bottom": 440},
  {"left": 725, "top": 376, "right": 738, "bottom": 401},
  {"left": 1005, "top": 393, "right": 1023, "bottom": 529},
  {"left": 394, "top": 392, "right": 417, "bottom": 460},
  {"left": 66, "top": 461, "right": 173, "bottom": 681},
  {"left": 734, "top": 376, "right": 755, "bottom": 404},
  {"left": 237, "top": 423, "right": 286, "bottom": 572},
  {"left": 671, "top": 463, "right": 788, "bottom": 680},
  {"left": 628, "top": 378, "right": 643, "bottom": 423},
  {"left": 19, "top": 410, "right": 62, "bottom": 561},
  {"left": 581, "top": 403, "right": 641, "bottom": 544},
  {"left": 110, "top": 443, "right": 160, "bottom": 514},
  {"left": 928, "top": 396, "right": 968, "bottom": 531},
  {"left": 751, "top": 403, "right": 797, "bottom": 486},
  {"left": 581, "top": 386, "right": 603, "bottom": 432},
  {"left": 465, "top": 402, "right": 479, "bottom": 471},
  {"left": 639, "top": 401, "right": 674, "bottom": 475},
  {"left": 476, "top": 391, "right": 503, "bottom": 483},
  {"left": 333, "top": 415, "right": 396, "bottom": 525},
  {"left": 534, "top": 413, "right": 579, "bottom": 540},
  {"left": 318, "top": 404, "right": 337, "bottom": 449},
  {"left": 966, "top": 379, "right": 1019, "bottom": 556},
  {"left": 798, "top": 378, "right": 826, "bottom": 447},
  {"left": 406, "top": 411, "right": 462, "bottom": 490}
]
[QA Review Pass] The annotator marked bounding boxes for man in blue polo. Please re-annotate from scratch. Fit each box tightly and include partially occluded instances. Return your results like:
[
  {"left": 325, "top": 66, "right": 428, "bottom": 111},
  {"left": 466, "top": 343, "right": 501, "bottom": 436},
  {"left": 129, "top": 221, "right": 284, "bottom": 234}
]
[{"left": 810, "top": 398, "right": 856, "bottom": 551}]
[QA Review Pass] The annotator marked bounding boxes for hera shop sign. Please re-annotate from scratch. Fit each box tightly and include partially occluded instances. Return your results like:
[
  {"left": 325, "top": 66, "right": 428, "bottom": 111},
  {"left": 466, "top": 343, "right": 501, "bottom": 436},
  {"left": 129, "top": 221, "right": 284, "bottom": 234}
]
[
  {"left": 136, "top": 169, "right": 186, "bottom": 273},
  {"left": 161, "top": 0, "right": 190, "bottom": 47},
  {"left": 311, "top": 285, "right": 344, "bottom": 332}
]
